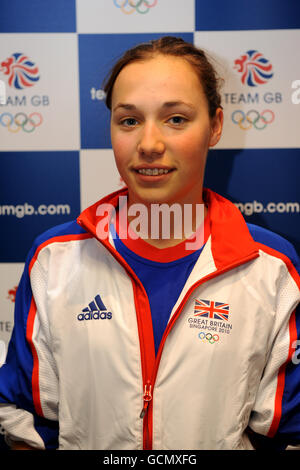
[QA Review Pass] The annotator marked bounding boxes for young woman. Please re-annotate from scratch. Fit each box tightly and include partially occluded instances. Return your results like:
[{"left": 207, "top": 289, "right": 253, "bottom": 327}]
[{"left": 0, "top": 37, "right": 299, "bottom": 450}]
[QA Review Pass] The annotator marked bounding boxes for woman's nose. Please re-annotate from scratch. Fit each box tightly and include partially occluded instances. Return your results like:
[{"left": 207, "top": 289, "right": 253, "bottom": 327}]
[{"left": 137, "top": 122, "right": 165, "bottom": 158}]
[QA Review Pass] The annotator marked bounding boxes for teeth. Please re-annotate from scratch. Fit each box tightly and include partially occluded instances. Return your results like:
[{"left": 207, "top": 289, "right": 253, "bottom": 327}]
[{"left": 137, "top": 168, "right": 170, "bottom": 175}]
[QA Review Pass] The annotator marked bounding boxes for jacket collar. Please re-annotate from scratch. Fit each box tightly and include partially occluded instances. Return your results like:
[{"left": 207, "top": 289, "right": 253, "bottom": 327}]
[
  {"left": 77, "top": 187, "right": 259, "bottom": 270},
  {"left": 202, "top": 189, "right": 258, "bottom": 268}
]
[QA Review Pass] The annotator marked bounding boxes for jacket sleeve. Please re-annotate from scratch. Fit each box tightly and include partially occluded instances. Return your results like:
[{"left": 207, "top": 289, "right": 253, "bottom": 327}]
[
  {"left": 0, "top": 243, "right": 59, "bottom": 450},
  {"left": 248, "top": 240, "right": 300, "bottom": 448}
]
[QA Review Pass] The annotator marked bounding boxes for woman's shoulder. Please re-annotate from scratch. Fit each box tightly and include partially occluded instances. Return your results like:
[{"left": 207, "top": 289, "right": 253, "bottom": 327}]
[{"left": 247, "top": 222, "right": 299, "bottom": 273}]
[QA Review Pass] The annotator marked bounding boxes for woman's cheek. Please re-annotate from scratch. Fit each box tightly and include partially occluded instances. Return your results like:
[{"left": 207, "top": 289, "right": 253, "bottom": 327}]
[{"left": 112, "top": 134, "right": 135, "bottom": 161}]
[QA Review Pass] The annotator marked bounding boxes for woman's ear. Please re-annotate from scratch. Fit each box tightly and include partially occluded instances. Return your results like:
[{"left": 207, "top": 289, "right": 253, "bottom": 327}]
[{"left": 209, "top": 108, "right": 223, "bottom": 147}]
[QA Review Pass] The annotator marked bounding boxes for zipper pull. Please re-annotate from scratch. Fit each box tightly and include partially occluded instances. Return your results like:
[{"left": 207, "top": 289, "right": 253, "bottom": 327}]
[{"left": 140, "top": 380, "right": 152, "bottom": 419}]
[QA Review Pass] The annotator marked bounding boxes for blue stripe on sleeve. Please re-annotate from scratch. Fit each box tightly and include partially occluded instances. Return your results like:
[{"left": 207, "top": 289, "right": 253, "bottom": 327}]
[{"left": 0, "top": 261, "right": 33, "bottom": 408}]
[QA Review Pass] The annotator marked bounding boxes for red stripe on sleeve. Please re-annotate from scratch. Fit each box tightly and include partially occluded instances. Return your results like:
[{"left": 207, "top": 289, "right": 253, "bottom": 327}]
[
  {"left": 268, "top": 309, "right": 298, "bottom": 437},
  {"left": 25, "top": 297, "right": 44, "bottom": 417}
]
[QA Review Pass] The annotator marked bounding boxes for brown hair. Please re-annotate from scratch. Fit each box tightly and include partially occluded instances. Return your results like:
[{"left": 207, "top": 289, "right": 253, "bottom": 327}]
[{"left": 103, "top": 36, "right": 223, "bottom": 118}]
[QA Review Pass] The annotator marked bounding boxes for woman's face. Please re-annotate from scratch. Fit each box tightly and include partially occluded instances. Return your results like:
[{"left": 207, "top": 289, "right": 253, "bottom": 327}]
[{"left": 110, "top": 54, "right": 223, "bottom": 208}]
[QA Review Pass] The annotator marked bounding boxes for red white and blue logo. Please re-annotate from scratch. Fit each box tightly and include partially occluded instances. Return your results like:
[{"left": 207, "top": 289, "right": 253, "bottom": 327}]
[
  {"left": 0, "top": 53, "right": 40, "bottom": 89},
  {"left": 234, "top": 50, "right": 273, "bottom": 87},
  {"left": 194, "top": 299, "right": 229, "bottom": 321}
]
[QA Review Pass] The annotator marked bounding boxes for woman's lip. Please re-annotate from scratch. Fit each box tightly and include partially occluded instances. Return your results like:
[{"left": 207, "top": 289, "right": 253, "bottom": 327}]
[
  {"left": 133, "top": 167, "right": 175, "bottom": 175},
  {"left": 133, "top": 168, "right": 175, "bottom": 182},
  {"left": 133, "top": 166, "right": 174, "bottom": 171}
]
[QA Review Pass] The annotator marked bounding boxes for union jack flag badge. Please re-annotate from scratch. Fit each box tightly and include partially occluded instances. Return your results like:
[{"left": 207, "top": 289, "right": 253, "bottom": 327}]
[{"left": 194, "top": 299, "right": 229, "bottom": 321}]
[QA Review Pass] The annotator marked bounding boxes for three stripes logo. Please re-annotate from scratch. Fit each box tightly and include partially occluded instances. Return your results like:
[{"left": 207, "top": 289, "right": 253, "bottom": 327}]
[{"left": 77, "top": 294, "right": 112, "bottom": 321}]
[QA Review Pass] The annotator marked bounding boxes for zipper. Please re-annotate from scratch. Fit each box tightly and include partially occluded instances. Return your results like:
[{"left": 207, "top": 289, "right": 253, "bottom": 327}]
[
  {"left": 140, "top": 380, "right": 152, "bottom": 419},
  {"left": 140, "top": 380, "right": 153, "bottom": 450}
]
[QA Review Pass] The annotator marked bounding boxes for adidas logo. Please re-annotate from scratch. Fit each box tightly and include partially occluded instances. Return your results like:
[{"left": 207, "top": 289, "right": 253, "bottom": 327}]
[{"left": 77, "top": 294, "right": 112, "bottom": 321}]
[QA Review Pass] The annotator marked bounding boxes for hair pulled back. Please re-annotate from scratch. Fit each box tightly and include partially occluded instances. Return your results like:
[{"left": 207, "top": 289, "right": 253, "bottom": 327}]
[{"left": 103, "top": 36, "right": 222, "bottom": 118}]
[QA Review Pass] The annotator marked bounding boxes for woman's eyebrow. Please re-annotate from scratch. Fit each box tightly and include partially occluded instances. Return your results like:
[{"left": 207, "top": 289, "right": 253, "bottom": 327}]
[
  {"left": 113, "top": 101, "right": 196, "bottom": 112},
  {"left": 113, "top": 103, "right": 137, "bottom": 112},
  {"left": 162, "top": 101, "right": 196, "bottom": 110}
]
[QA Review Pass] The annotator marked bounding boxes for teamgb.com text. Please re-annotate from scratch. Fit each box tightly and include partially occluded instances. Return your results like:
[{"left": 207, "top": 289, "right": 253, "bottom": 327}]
[
  {"left": 0, "top": 203, "right": 71, "bottom": 218},
  {"left": 234, "top": 200, "right": 299, "bottom": 216}
]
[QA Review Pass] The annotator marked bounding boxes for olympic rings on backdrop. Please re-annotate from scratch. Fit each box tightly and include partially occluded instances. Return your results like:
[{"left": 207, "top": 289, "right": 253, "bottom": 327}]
[
  {"left": 113, "top": 0, "right": 158, "bottom": 14},
  {"left": 231, "top": 109, "right": 275, "bottom": 130},
  {"left": 0, "top": 112, "right": 43, "bottom": 133},
  {"left": 198, "top": 332, "right": 219, "bottom": 344}
]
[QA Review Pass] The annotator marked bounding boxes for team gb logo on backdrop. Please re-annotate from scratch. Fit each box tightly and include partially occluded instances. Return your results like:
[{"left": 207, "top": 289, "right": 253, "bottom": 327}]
[
  {"left": 228, "top": 50, "right": 280, "bottom": 132},
  {"left": 0, "top": 52, "right": 48, "bottom": 134},
  {"left": 233, "top": 50, "right": 274, "bottom": 87},
  {"left": 0, "top": 53, "right": 40, "bottom": 89}
]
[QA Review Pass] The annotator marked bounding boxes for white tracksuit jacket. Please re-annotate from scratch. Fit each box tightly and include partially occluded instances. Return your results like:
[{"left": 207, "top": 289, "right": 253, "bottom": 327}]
[{"left": 0, "top": 188, "right": 299, "bottom": 450}]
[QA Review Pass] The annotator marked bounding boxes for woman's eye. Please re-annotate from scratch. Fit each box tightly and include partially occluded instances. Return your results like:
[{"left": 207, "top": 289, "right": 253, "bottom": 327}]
[
  {"left": 121, "top": 118, "right": 138, "bottom": 127},
  {"left": 168, "top": 116, "right": 186, "bottom": 125}
]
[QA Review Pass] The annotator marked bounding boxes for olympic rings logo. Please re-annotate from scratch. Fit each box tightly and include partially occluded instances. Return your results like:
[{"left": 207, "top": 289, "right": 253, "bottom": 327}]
[
  {"left": 231, "top": 109, "right": 275, "bottom": 130},
  {"left": 113, "top": 0, "right": 158, "bottom": 14},
  {"left": 0, "top": 112, "right": 43, "bottom": 133},
  {"left": 198, "top": 332, "right": 219, "bottom": 344}
]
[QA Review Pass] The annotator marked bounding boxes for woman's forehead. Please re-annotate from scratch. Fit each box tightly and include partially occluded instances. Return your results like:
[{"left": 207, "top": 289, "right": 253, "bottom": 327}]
[
  {"left": 111, "top": 55, "right": 204, "bottom": 105},
  {"left": 118, "top": 54, "right": 198, "bottom": 80}
]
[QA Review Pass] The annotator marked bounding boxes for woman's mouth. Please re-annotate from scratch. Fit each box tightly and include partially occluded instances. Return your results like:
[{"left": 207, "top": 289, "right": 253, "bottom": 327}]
[{"left": 136, "top": 168, "right": 173, "bottom": 176}]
